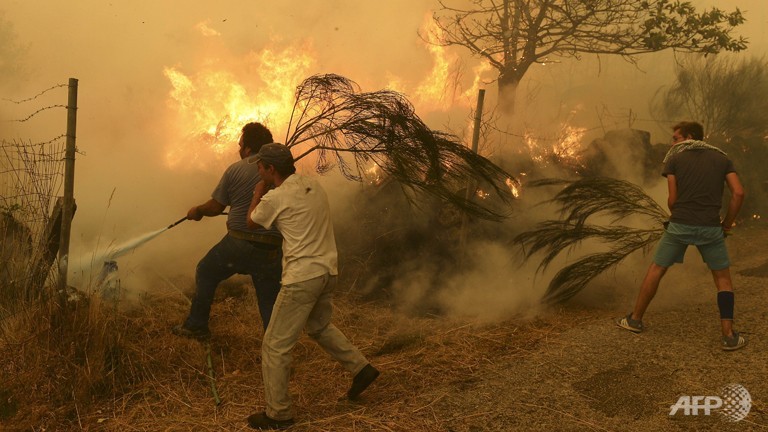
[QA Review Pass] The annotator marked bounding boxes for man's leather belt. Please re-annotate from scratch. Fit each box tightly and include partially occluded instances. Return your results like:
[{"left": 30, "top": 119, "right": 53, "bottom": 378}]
[{"left": 228, "top": 230, "right": 283, "bottom": 247}]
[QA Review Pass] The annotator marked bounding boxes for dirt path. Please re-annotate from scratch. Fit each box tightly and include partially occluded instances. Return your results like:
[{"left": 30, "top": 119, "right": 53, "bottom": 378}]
[{"left": 420, "top": 225, "right": 768, "bottom": 431}]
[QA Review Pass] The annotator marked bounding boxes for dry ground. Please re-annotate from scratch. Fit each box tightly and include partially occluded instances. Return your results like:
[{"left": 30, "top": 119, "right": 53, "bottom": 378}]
[{"left": 3, "top": 226, "right": 767, "bottom": 431}]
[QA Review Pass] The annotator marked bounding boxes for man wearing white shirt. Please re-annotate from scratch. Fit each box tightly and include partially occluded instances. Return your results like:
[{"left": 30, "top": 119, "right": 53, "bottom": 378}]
[{"left": 246, "top": 143, "right": 379, "bottom": 429}]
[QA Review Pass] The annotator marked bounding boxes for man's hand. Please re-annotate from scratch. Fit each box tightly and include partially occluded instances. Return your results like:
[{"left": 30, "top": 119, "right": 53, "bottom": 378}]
[
  {"left": 187, "top": 206, "right": 203, "bottom": 221},
  {"left": 254, "top": 179, "right": 268, "bottom": 197},
  {"left": 722, "top": 172, "right": 745, "bottom": 235}
]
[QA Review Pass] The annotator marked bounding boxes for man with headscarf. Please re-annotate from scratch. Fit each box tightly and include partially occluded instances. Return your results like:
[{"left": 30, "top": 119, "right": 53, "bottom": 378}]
[{"left": 617, "top": 121, "right": 747, "bottom": 351}]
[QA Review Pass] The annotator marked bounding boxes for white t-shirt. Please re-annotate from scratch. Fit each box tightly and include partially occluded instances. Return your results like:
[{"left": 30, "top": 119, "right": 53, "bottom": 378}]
[{"left": 250, "top": 174, "right": 338, "bottom": 285}]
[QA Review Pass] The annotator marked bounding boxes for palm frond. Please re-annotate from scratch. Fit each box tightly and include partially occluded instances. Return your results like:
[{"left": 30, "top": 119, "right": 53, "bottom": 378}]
[
  {"left": 284, "top": 74, "right": 516, "bottom": 221},
  {"left": 541, "top": 229, "right": 663, "bottom": 304},
  {"left": 516, "top": 221, "right": 661, "bottom": 272},
  {"left": 515, "top": 177, "right": 668, "bottom": 304},
  {"left": 531, "top": 177, "right": 668, "bottom": 227}
]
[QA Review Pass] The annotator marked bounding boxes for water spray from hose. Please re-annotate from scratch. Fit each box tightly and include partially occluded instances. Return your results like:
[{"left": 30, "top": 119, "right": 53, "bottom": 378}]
[
  {"left": 102, "top": 213, "right": 208, "bottom": 259},
  {"left": 71, "top": 213, "right": 228, "bottom": 288},
  {"left": 104, "top": 226, "right": 172, "bottom": 260},
  {"left": 102, "top": 214, "right": 195, "bottom": 260}
]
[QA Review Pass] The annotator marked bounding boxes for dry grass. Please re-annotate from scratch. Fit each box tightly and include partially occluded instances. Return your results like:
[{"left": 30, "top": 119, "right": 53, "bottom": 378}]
[
  {"left": 0, "top": 276, "right": 574, "bottom": 431},
  {"left": 7, "top": 223, "right": 768, "bottom": 431},
  {"left": 4, "top": 226, "right": 768, "bottom": 431}
]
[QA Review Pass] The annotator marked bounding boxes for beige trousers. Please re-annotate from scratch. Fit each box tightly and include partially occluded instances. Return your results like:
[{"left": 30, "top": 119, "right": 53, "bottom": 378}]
[{"left": 262, "top": 273, "right": 368, "bottom": 421}]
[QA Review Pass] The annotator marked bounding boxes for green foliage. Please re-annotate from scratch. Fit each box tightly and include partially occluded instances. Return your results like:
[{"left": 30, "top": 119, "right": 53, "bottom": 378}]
[
  {"left": 515, "top": 177, "right": 668, "bottom": 304},
  {"left": 642, "top": 1, "right": 746, "bottom": 53}
]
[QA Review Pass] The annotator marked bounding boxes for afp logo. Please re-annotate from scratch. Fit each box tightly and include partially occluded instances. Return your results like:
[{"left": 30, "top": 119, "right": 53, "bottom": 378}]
[{"left": 669, "top": 384, "right": 751, "bottom": 422}]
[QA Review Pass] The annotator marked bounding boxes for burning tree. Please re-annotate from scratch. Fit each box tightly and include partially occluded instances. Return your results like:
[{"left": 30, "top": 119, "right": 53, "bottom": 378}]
[
  {"left": 278, "top": 74, "right": 523, "bottom": 306},
  {"left": 430, "top": 0, "right": 748, "bottom": 111}
]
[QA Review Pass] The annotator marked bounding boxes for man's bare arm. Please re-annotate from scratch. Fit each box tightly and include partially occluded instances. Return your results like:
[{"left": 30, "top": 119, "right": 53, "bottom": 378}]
[{"left": 187, "top": 199, "right": 226, "bottom": 221}]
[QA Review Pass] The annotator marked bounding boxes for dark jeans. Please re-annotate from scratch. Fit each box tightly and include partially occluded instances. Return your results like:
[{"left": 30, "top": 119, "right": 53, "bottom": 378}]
[{"left": 184, "top": 234, "right": 282, "bottom": 331}]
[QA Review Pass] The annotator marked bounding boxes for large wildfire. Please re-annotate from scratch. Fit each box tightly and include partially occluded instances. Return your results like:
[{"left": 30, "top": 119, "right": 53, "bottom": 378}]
[
  {"left": 160, "top": 16, "right": 589, "bottom": 210},
  {"left": 163, "top": 40, "right": 315, "bottom": 170},
  {"left": 162, "top": 16, "right": 494, "bottom": 172}
]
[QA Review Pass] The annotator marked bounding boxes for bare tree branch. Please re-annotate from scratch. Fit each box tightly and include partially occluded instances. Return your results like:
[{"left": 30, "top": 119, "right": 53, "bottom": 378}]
[
  {"left": 431, "top": 0, "right": 747, "bottom": 109},
  {"left": 652, "top": 55, "right": 768, "bottom": 140}
]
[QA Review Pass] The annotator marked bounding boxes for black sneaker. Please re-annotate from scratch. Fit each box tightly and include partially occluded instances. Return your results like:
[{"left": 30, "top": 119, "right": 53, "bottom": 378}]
[
  {"left": 247, "top": 412, "right": 294, "bottom": 430},
  {"left": 171, "top": 324, "right": 210, "bottom": 340},
  {"left": 347, "top": 364, "right": 380, "bottom": 400}
]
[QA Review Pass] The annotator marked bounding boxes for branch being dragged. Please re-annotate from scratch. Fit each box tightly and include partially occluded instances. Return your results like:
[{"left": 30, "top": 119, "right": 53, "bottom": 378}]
[{"left": 285, "top": 74, "right": 518, "bottom": 221}]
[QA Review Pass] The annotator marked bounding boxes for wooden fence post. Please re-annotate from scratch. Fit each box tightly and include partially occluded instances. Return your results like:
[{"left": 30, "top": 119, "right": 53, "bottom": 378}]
[
  {"left": 458, "top": 89, "right": 485, "bottom": 253},
  {"left": 57, "top": 78, "right": 78, "bottom": 301}
]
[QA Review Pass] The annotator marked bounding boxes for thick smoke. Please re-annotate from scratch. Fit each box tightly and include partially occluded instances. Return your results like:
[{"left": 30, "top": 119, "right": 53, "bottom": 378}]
[{"left": 2, "top": 1, "right": 766, "bottom": 320}]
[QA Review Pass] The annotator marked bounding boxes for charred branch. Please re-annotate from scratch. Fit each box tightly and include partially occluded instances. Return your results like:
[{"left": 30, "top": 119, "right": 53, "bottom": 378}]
[{"left": 284, "top": 74, "right": 517, "bottom": 221}]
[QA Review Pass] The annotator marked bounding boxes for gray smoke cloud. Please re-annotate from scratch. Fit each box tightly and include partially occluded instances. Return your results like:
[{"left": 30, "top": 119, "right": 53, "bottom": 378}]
[{"left": 1, "top": 0, "right": 765, "bottom": 318}]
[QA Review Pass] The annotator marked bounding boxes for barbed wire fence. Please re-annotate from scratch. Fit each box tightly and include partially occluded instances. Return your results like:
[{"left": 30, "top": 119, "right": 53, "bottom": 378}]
[{"left": 0, "top": 79, "right": 78, "bottom": 316}]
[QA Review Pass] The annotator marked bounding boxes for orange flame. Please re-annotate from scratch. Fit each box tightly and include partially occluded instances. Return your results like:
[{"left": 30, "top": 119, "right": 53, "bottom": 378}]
[
  {"left": 505, "top": 177, "right": 521, "bottom": 198},
  {"left": 162, "top": 21, "right": 494, "bottom": 172},
  {"left": 413, "top": 14, "right": 457, "bottom": 110},
  {"left": 524, "top": 123, "right": 587, "bottom": 166},
  {"left": 475, "top": 188, "right": 490, "bottom": 199},
  {"left": 524, "top": 131, "right": 546, "bottom": 163},
  {"left": 163, "top": 42, "right": 315, "bottom": 170},
  {"left": 386, "top": 14, "right": 476, "bottom": 113},
  {"left": 553, "top": 124, "right": 587, "bottom": 161},
  {"left": 462, "top": 61, "right": 493, "bottom": 100},
  {"left": 364, "top": 162, "right": 385, "bottom": 186}
]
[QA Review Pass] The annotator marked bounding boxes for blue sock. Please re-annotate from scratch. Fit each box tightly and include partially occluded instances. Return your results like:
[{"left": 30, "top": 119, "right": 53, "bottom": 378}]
[{"left": 717, "top": 291, "right": 735, "bottom": 320}]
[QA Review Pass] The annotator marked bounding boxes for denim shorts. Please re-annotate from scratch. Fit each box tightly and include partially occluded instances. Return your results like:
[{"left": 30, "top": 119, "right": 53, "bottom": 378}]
[{"left": 652, "top": 222, "right": 730, "bottom": 270}]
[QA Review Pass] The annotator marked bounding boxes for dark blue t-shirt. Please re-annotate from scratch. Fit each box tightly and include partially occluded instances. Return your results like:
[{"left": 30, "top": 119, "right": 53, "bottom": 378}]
[{"left": 662, "top": 149, "right": 736, "bottom": 226}]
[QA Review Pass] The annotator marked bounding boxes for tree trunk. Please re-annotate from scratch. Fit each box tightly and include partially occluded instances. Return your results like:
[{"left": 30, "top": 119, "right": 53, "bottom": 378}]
[{"left": 497, "top": 70, "right": 520, "bottom": 115}]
